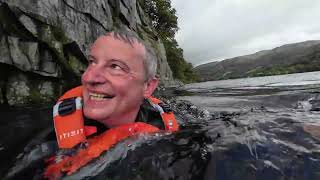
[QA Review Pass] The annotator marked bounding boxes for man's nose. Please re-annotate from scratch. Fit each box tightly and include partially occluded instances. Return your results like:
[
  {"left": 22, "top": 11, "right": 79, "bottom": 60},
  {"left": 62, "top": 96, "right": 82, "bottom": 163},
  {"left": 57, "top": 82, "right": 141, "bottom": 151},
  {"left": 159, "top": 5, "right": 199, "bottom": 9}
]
[{"left": 82, "top": 65, "right": 106, "bottom": 85}]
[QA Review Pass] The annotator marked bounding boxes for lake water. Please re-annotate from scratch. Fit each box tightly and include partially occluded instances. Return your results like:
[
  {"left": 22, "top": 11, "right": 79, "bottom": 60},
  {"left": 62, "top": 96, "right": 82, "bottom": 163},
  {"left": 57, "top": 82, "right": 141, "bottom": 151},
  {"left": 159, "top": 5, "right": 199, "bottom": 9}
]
[
  {"left": 183, "top": 71, "right": 320, "bottom": 91},
  {"left": 174, "top": 72, "right": 320, "bottom": 180},
  {"left": 3, "top": 71, "right": 320, "bottom": 180},
  {"left": 178, "top": 71, "right": 320, "bottom": 115}
]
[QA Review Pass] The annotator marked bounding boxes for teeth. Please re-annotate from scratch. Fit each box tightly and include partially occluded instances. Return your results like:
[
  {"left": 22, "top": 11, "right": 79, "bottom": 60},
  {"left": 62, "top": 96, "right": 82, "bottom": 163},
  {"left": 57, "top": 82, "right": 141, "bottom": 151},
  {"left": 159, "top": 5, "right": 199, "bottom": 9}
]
[
  {"left": 89, "top": 92, "right": 109, "bottom": 100},
  {"left": 89, "top": 93, "right": 105, "bottom": 98},
  {"left": 90, "top": 96, "right": 105, "bottom": 101}
]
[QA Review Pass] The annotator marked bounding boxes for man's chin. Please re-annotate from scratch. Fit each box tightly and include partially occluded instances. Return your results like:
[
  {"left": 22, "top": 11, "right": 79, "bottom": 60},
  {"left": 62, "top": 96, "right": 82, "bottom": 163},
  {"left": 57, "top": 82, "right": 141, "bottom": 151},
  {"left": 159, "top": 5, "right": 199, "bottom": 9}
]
[{"left": 83, "top": 108, "right": 111, "bottom": 121}]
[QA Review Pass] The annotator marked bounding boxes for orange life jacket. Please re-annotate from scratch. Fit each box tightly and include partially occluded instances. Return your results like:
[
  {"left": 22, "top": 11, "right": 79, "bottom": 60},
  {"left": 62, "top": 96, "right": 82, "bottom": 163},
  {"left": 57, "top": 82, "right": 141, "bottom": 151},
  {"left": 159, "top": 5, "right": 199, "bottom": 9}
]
[
  {"left": 53, "top": 86, "right": 179, "bottom": 149},
  {"left": 45, "top": 86, "right": 179, "bottom": 179}
]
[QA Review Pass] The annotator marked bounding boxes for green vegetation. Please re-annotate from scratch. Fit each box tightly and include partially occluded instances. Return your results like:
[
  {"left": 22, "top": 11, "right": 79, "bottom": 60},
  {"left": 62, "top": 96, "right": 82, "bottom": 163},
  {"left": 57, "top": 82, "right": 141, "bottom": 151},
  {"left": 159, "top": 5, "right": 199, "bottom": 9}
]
[
  {"left": 28, "top": 88, "right": 43, "bottom": 104},
  {"left": 247, "top": 60, "right": 320, "bottom": 77},
  {"left": 68, "top": 54, "right": 87, "bottom": 76},
  {"left": 140, "top": 0, "right": 198, "bottom": 83},
  {"left": 196, "top": 49, "right": 320, "bottom": 81}
]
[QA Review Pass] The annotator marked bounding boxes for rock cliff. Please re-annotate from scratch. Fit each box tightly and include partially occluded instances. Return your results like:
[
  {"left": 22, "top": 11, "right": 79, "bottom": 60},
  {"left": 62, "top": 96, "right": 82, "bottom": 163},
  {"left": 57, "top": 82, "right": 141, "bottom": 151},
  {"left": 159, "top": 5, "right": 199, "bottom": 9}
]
[{"left": 0, "top": 0, "right": 175, "bottom": 106}]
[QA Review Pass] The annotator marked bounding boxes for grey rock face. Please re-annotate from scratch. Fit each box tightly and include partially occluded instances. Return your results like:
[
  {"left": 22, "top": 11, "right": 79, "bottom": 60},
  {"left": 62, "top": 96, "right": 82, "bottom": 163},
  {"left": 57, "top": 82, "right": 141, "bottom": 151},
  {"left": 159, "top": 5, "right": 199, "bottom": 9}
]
[
  {"left": 38, "top": 81, "right": 55, "bottom": 102},
  {"left": 0, "top": 85, "right": 3, "bottom": 104},
  {"left": 6, "top": 73, "right": 30, "bottom": 105},
  {"left": 5, "top": 72, "right": 58, "bottom": 105},
  {"left": 63, "top": 0, "right": 113, "bottom": 30},
  {"left": 18, "top": 15, "right": 38, "bottom": 36},
  {"left": 0, "top": 0, "right": 175, "bottom": 106},
  {"left": 7, "top": 37, "right": 33, "bottom": 71},
  {"left": 0, "top": 35, "right": 12, "bottom": 65}
]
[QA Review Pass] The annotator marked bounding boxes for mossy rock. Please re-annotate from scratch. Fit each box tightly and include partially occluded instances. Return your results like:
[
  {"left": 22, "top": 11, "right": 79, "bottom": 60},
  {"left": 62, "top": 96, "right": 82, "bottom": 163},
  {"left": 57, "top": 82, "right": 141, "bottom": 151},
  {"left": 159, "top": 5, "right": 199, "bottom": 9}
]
[
  {"left": 68, "top": 54, "right": 86, "bottom": 76},
  {"left": 5, "top": 71, "right": 59, "bottom": 106}
]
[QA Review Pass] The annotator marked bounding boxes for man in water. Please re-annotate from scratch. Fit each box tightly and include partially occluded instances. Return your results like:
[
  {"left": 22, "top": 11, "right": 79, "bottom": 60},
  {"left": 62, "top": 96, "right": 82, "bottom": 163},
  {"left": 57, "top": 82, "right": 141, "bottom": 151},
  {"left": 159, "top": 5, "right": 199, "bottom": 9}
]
[
  {"left": 44, "top": 31, "right": 179, "bottom": 178},
  {"left": 5, "top": 30, "right": 179, "bottom": 179}
]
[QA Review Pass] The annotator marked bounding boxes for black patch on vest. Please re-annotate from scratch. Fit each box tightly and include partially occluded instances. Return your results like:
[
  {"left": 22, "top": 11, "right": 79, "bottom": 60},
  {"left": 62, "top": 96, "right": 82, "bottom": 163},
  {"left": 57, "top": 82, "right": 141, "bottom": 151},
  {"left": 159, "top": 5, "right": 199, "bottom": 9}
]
[{"left": 135, "top": 99, "right": 165, "bottom": 130}]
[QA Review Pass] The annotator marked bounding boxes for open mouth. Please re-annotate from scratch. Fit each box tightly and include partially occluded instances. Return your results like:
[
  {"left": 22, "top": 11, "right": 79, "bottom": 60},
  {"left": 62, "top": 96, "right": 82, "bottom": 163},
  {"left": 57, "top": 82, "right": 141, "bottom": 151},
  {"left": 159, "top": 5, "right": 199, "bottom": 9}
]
[{"left": 89, "top": 92, "right": 115, "bottom": 101}]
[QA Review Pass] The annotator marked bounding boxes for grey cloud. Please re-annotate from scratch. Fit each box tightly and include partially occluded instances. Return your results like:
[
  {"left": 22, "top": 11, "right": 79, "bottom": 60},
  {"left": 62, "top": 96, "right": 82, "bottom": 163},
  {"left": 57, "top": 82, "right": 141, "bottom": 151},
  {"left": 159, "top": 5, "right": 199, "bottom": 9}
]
[{"left": 172, "top": 0, "right": 320, "bottom": 66}]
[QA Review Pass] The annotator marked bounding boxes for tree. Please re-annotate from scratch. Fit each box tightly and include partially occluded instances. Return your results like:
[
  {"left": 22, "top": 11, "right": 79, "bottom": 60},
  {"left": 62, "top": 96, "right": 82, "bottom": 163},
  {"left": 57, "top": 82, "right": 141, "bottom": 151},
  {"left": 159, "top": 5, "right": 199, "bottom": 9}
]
[
  {"left": 140, "top": 0, "right": 198, "bottom": 83},
  {"left": 140, "top": 0, "right": 178, "bottom": 38}
]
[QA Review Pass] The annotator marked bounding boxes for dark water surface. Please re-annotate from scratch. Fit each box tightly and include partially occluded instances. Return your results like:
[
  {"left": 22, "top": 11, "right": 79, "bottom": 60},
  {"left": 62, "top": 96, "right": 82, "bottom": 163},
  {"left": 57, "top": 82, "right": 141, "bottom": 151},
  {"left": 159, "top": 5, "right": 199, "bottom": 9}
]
[
  {"left": 0, "top": 105, "right": 53, "bottom": 176},
  {"left": 176, "top": 72, "right": 320, "bottom": 180},
  {"left": 2, "top": 72, "right": 320, "bottom": 179}
]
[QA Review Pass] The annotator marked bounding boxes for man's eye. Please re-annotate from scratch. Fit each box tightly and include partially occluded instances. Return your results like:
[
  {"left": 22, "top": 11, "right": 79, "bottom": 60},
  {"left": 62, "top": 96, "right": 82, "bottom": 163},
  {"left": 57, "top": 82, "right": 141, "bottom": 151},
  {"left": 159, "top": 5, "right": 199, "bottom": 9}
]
[
  {"left": 88, "top": 59, "right": 95, "bottom": 64},
  {"left": 110, "top": 64, "right": 122, "bottom": 70}
]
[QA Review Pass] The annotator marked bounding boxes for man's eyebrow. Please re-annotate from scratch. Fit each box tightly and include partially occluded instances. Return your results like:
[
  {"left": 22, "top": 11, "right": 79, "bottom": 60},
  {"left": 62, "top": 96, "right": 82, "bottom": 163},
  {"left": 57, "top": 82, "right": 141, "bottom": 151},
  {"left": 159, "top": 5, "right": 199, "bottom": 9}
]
[{"left": 109, "top": 59, "right": 128, "bottom": 65}]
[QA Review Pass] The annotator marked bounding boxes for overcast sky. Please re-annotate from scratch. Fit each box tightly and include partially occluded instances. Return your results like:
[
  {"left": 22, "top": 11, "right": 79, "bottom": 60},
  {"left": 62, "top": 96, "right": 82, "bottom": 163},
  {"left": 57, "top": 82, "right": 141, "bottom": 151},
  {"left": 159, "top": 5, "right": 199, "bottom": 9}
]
[{"left": 171, "top": 0, "right": 320, "bottom": 66}]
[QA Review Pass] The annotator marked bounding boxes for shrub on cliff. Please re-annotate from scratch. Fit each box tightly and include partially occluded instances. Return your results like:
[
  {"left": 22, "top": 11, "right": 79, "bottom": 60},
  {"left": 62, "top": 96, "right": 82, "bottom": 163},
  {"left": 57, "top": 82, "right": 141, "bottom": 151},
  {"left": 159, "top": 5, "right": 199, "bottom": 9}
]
[{"left": 140, "top": 0, "right": 198, "bottom": 83}]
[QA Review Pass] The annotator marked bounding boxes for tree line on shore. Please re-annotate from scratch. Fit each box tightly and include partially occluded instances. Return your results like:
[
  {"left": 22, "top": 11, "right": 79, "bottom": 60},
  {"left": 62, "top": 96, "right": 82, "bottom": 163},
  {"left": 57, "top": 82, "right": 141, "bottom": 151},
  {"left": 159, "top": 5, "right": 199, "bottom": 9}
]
[{"left": 140, "top": 0, "right": 199, "bottom": 83}]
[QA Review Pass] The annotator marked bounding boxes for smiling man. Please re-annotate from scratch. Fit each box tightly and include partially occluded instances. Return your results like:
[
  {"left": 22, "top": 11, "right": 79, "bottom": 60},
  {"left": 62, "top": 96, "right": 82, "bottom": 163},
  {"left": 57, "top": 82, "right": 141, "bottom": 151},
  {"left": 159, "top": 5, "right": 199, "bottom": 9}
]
[
  {"left": 52, "top": 31, "right": 179, "bottom": 144},
  {"left": 5, "top": 31, "right": 179, "bottom": 179},
  {"left": 41, "top": 30, "right": 179, "bottom": 178},
  {"left": 82, "top": 31, "right": 159, "bottom": 127}
]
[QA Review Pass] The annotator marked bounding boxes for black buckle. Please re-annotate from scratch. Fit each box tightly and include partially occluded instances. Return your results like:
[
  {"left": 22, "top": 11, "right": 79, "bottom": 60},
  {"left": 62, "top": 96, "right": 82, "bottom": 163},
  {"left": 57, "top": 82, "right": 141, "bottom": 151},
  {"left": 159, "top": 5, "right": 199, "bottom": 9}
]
[
  {"left": 58, "top": 97, "right": 77, "bottom": 116},
  {"left": 159, "top": 103, "right": 172, "bottom": 113}
]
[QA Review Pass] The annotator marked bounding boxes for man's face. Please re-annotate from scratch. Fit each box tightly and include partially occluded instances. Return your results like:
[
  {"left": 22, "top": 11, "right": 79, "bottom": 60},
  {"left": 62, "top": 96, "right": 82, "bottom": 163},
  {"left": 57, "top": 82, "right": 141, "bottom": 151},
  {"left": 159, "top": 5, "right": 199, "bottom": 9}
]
[{"left": 81, "top": 34, "right": 151, "bottom": 126}]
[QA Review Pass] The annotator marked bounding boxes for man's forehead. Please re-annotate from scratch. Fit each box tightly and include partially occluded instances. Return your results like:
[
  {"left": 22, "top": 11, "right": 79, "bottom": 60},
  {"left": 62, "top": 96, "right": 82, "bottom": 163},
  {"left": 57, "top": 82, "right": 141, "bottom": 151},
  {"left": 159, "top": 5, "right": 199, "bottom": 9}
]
[{"left": 91, "top": 34, "right": 146, "bottom": 55}]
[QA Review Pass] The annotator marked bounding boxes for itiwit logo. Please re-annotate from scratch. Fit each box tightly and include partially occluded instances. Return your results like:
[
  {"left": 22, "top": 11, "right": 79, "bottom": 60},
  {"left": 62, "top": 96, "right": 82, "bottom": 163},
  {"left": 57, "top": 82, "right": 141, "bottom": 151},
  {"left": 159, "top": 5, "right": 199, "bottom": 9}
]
[{"left": 59, "top": 128, "right": 84, "bottom": 140}]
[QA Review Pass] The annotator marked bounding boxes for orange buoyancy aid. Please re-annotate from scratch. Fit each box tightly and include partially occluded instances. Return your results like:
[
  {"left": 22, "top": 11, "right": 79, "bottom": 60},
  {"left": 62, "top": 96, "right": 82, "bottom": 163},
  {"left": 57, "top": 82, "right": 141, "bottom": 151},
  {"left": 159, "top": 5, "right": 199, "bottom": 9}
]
[
  {"left": 44, "top": 122, "right": 160, "bottom": 180},
  {"left": 45, "top": 86, "right": 179, "bottom": 179},
  {"left": 53, "top": 86, "right": 179, "bottom": 149}
]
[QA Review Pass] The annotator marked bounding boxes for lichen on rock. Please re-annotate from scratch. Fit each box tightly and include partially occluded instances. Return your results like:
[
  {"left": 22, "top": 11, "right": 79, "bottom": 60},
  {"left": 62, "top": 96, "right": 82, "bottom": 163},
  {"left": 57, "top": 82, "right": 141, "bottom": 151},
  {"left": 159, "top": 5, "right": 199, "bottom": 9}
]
[{"left": 6, "top": 73, "right": 30, "bottom": 105}]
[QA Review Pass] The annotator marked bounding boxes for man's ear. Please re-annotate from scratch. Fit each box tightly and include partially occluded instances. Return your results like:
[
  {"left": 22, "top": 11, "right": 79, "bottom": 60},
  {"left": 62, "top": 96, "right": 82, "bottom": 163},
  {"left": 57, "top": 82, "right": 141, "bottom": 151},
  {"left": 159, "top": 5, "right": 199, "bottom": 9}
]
[{"left": 143, "top": 77, "right": 159, "bottom": 98}]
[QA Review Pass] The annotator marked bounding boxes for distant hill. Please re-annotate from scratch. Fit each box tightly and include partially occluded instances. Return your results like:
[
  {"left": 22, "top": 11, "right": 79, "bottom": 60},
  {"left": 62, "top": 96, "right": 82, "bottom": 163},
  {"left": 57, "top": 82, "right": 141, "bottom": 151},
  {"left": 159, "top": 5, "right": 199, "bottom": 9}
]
[{"left": 194, "top": 40, "right": 320, "bottom": 81}]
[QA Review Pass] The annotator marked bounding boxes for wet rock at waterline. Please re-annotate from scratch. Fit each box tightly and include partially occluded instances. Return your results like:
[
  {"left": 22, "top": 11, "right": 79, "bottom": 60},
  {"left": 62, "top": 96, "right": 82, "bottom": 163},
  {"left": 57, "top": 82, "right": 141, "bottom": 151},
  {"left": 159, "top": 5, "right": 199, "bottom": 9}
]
[
  {"left": 303, "top": 124, "right": 320, "bottom": 140},
  {"left": 309, "top": 99, "right": 320, "bottom": 111}
]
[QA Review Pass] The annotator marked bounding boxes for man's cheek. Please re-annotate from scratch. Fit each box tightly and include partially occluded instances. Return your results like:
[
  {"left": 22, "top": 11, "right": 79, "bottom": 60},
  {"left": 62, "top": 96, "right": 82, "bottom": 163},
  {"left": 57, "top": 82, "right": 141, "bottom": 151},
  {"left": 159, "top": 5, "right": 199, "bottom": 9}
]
[{"left": 114, "top": 83, "right": 129, "bottom": 94}]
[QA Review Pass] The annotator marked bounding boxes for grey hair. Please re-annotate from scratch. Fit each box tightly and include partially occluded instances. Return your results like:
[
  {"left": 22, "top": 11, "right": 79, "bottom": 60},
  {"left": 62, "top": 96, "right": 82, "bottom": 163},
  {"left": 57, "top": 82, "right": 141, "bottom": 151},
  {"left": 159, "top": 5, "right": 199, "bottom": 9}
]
[
  {"left": 105, "top": 30, "right": 158, "bottom": 81},
  {"left": 143, "top": 44, "right": 157, "bottom": 80}
]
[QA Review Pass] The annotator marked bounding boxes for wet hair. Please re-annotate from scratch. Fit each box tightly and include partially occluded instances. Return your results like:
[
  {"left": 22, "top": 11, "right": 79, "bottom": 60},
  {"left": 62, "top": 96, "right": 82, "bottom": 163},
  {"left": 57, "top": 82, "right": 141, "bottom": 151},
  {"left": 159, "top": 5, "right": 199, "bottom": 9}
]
[{"left": 105, "top": 30, "right": 157, "bottom": 81}]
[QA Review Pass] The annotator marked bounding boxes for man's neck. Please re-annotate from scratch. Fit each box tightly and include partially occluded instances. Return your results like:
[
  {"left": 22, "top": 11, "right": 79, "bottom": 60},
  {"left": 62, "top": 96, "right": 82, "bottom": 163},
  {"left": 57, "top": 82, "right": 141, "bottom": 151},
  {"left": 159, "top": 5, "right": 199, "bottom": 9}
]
[{"left": 101, "top": 107, "right": 140, "bottom": 128}]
